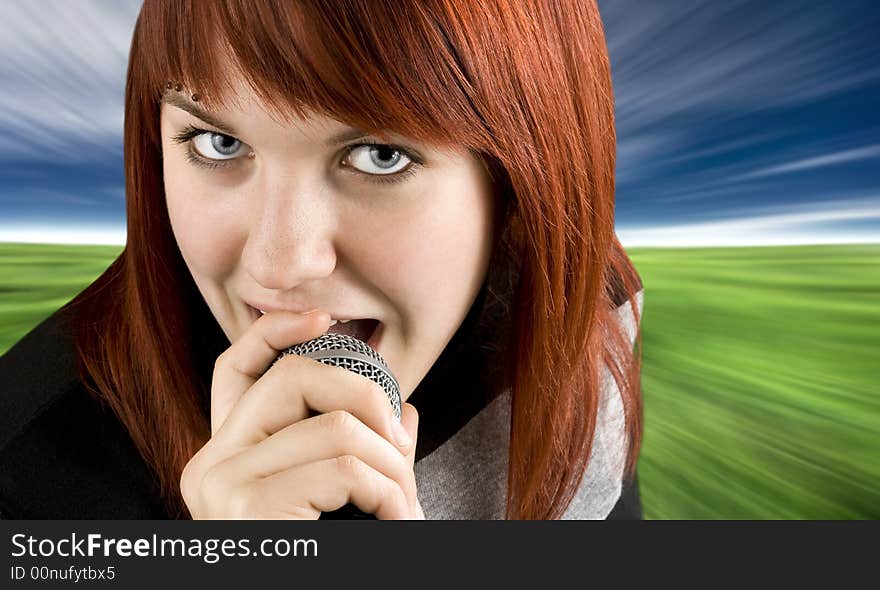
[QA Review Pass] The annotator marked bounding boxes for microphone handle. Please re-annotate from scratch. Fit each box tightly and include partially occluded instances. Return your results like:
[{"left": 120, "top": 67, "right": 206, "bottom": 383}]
[{"left": 319, "top": 503, "right": 377, "bottom": 520}]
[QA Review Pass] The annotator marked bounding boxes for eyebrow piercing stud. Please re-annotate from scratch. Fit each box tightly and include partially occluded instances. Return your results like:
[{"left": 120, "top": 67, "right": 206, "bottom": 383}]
[{"left": 162, "top": 79, "right": 198, "bottom": 102}]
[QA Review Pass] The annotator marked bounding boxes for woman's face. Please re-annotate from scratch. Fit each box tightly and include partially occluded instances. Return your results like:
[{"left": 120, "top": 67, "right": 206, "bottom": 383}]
[{"left": 159, "top": 75, "right": 497, "bottom": 401}]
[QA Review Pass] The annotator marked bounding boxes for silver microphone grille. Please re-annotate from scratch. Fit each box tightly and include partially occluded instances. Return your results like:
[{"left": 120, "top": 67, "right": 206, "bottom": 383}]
[{"left": 276, "top": 333, "right": 401, "bottom": 420}]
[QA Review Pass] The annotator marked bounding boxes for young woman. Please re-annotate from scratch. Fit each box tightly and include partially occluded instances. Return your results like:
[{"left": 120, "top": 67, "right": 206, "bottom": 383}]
[{"left": 0, "top": 0, "right": 644, "bottom": 520}]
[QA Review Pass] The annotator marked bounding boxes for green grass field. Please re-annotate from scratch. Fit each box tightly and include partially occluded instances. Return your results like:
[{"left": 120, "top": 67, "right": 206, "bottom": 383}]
[{"left": 1, "top": 242, "right": 878, "bottom": 519}]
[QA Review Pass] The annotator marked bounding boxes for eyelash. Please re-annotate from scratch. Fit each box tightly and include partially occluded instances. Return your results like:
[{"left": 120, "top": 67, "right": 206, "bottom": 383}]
[{"left": 170, "top": 124, "right": 421, "bottom": 186}]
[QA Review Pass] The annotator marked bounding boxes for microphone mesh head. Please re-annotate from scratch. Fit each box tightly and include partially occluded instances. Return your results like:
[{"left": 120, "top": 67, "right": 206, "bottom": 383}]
[{"left": 277, "top": 333, "right": 401, "bottom": 420}]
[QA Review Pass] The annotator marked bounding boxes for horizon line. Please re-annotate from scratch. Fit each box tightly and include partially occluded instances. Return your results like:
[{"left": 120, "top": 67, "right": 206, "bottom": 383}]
[{"left": 0, "top": 227, "right": 878, "bottom": 249}]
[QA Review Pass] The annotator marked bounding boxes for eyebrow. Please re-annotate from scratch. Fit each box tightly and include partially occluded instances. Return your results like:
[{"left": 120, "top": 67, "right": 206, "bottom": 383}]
[{"left": 161, "top": 92, "right": 371, "bottom": 146}]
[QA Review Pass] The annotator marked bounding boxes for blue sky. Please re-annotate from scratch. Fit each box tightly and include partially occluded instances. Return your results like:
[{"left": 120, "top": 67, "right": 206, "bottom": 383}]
[{"left": 1, "top": 0, "right": 878, "bottom": 246}]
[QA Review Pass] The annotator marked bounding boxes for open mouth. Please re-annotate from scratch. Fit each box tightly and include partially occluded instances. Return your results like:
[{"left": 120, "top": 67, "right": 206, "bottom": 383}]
[
  {"left": 327, "top": 317, "right": 381, "bottom": 346},
  {"left": 248, "top": 305, "right": 383, "bottom": 349}
]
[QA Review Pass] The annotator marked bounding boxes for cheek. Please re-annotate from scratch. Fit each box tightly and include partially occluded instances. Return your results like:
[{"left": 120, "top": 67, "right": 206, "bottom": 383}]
[
  {"left": 163, "top": 161, "right": 244, "bottom": 279},
  {"left": 369, "top": 182, "right": 495, "bottom": 328}
]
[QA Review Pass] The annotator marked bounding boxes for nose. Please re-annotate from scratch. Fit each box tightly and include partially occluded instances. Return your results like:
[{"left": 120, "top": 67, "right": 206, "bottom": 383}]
[{"left": 241, "top": 180, "right": 337, "bottom": 291}]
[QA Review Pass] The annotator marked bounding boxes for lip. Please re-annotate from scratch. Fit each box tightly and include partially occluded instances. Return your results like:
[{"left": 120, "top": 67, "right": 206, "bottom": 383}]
[{"left": 246, "top": 303, "right": 384, "bottom": 349}]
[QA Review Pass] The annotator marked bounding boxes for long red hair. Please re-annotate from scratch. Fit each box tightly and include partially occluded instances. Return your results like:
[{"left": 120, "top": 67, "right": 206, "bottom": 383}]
[{"left": 64, "top": 0, "right": 643, "bottom": 519}]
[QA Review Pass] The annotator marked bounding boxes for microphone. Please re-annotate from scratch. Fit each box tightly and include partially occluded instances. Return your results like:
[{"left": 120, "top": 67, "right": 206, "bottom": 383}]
[{"left": 275, "top": 332, "right": 402, "bottom": 520}]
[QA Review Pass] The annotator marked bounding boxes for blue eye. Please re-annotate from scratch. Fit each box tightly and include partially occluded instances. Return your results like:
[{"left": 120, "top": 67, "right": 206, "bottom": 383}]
[
  {"left": 171, "top": 125, "right": 249, "bottom": 169},
  {"left": 344, "top": 144, "right": 412, "bottom": 176},
  {"left": 192, "top": 132, "right": 245, "bottom": 160},
  {"left": 170, "top": 124, "right": 423, "bottom": 184}
]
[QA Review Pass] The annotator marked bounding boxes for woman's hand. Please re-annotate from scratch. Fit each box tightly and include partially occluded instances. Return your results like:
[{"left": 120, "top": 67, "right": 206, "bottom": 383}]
[{"left": 179, "top": 309, "right": 424, "bottom": 520}]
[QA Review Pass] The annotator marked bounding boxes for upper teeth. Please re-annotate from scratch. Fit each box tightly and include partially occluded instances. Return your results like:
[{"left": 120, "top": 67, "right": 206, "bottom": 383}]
[{"left": 257, "top": 309, "right": 353, "bottom": 324}]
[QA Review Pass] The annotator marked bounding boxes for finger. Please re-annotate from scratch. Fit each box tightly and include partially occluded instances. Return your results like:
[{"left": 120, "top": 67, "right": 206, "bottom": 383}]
[
  {"left": 210, "top": 410, "right": 419, "bottom": 510},
  {"left": 399, "top": 403, "right": 419, "bottom": 471},
  {"left": 215, "top": 354, "right": 410, "bottom": 455},
  {"left": 210, "top": 310, "right": 330, "bottom": 435},
  {"left": 400, "top": 403, "right": 423, "bottom": 517},
  {"left": 259, "top": 456, "right": 414, "bottom": 520}
]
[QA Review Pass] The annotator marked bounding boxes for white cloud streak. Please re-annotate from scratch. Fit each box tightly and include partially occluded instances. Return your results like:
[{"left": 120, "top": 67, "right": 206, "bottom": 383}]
[
  {"left": 618, "top": 202, "right": 880, "bottom": 247},
  {"left": 733, "top": 145, "right": 880, "bottom": 181},
  {"left": 0, "top": 0, "right": 141, "bottom": 161},
  {"left": 0, "top": 224, "right": 126, "bottom": 246}
]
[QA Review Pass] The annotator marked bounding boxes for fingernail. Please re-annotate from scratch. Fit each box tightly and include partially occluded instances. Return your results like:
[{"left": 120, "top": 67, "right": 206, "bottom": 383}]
[{"left": 391, "top": 418, "right": 412, "bottom": 447}]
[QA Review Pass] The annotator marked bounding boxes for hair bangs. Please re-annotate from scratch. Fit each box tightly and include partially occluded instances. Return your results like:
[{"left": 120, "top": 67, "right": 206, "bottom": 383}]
[{"left": 136, "top": 0, "right": 491, "bottom": 151}]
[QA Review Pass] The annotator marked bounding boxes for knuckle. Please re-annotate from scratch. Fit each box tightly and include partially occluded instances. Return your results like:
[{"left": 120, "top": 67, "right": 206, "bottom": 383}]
[
  {"left": 364, "top": 380, "right": 387, "bottom": 406},
  {"left": 363, "top": 380, "right": 392, "bottom": 417},
  {"left": 213, "top": 350, "right": 230, "bottom": 372},
  {"left": 200, "top": 464, "right": 231, "bottom": 496},
  {"left": 335, "top": 454, "right": 368, "bottom": 481},
  {"left": 179, "top": 460, "right": 196, "bottom": 500},
  {"left": 276, "top": 354, "right": 315, "bottom": 383},
  {"left": 179, "top": 450, "right": 207, "bottom": 504},
  {"left": 277, "top": 352, "right": 306, "bottom": 370},
  {"left": 320, "top": 409, "right": 356, "bottom": 436}
]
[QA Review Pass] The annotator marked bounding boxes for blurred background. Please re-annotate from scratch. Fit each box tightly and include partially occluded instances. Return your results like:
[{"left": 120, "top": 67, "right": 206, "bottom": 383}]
[{"left": 0, "top": 1, "right": 877, "bottom": 518}]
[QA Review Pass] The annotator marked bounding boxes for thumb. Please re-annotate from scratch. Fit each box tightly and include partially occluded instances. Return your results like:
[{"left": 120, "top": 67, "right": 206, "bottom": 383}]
[{"left": 399, "top": 402, "right": 419, "bottom": 470}]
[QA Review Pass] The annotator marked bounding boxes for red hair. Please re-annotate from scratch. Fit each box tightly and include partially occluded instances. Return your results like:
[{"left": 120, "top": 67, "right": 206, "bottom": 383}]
[{"left": 64, "top": 0, "right": 643, "bottom": 519}]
